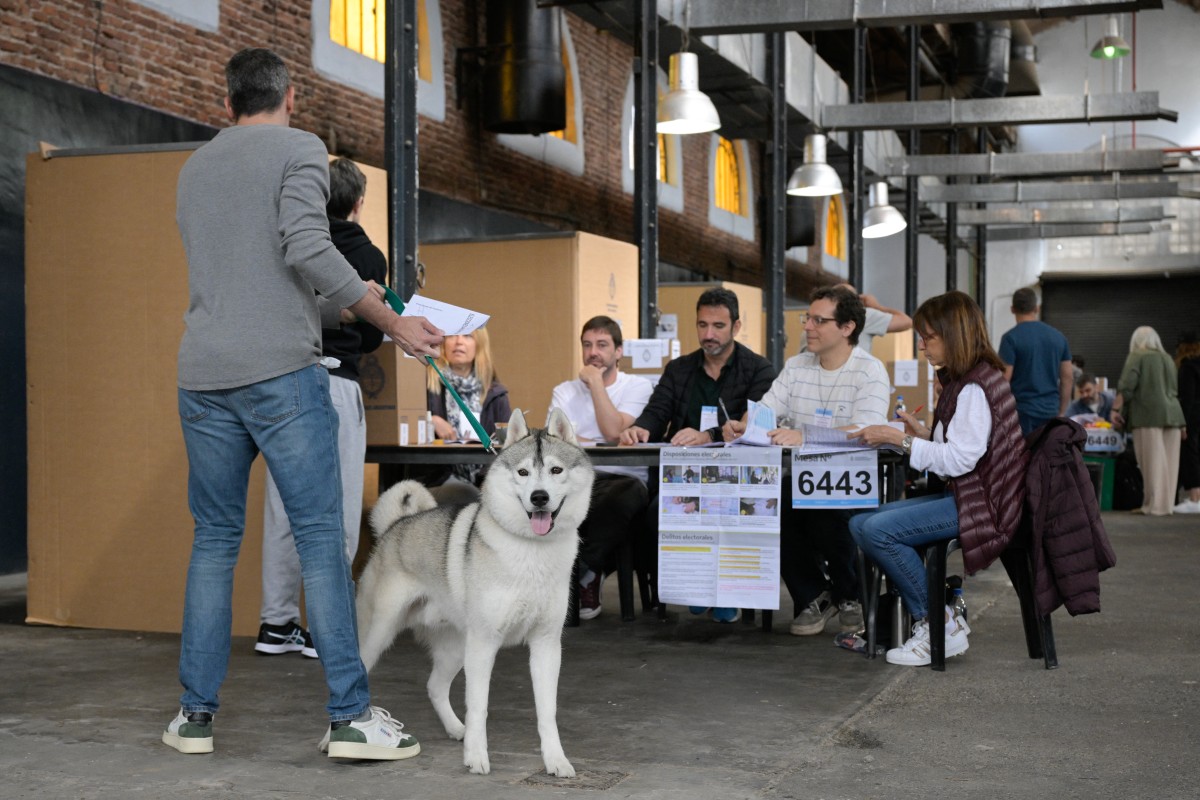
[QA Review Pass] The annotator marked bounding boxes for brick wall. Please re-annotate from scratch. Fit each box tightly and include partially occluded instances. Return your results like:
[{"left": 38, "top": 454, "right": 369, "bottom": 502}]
[{"left": 0, "top": 0, "right": 831, "bottom": 297}]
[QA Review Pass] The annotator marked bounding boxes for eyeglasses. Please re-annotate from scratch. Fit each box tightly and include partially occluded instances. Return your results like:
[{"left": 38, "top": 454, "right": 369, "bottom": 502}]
[{"left": 807, "top": 315, "right": 838, "bottom": 326}]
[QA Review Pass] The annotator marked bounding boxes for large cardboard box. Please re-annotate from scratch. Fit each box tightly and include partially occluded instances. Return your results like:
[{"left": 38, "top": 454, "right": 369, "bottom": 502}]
[
  {"left": 658, "top": 281, "right": 765, "bottom": 356},
  {"left": 419, "top": 233, "right": 640, "bottom": 427},
  {"left": 24, "top": 147, "right": 388, "bottom": 635},
  {"left": 360, "top": 342, "right": 430, "bottom": 445}
]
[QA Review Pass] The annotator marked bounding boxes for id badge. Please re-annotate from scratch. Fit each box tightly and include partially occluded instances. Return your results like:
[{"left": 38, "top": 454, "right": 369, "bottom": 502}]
[
  {"left": 699, "top": 405, "right": 719, "bottom": 432},
  {"left": 814, "top": 408, "right": 835, "bottom": 428}
]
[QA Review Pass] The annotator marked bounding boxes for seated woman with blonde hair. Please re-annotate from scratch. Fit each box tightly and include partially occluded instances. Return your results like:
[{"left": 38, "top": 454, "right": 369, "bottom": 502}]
[{"left": 424, "top": 327, "right": 511, "bottom": 501}]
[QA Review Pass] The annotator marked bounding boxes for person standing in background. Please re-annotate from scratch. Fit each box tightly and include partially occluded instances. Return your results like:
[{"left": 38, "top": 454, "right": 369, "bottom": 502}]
[
  {"left": 1113, "top": 326, "right": 1186, "bottom": 516},
  {"left": 1174, "top": 332, "right": 1200, "bottom": 514},
  {"left": 256, "top": 158, "right": 387, "bottom": 660},
  {"left": 999, "top": 287, "right": 1073, "bottom": 436}
]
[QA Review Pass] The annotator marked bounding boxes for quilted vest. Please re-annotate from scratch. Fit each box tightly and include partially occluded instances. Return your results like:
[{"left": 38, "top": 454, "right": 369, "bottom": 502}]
[{"left": 934, "top": 362, "right": 1029, "bottom": 574}]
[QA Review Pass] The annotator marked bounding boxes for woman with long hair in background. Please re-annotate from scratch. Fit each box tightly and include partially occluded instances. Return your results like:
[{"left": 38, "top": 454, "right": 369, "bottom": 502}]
[{"left": 1112, "top": 326, "right": 1186, "bottom": 516}]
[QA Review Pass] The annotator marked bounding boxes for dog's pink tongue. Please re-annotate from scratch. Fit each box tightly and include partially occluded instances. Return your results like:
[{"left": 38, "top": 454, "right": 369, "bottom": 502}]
[{"left": 530, "top": 510, "right": 553, "bottom": 536}]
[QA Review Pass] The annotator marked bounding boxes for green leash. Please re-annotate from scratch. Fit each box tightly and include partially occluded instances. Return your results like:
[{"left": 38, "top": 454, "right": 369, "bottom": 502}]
[{"left": 381, "top": 287, "right": 493, "bottom": 451}]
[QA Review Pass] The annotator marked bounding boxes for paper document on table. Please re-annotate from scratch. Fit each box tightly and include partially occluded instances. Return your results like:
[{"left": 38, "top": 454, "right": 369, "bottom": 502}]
[
  {"left": 400, "top": 294, "right": 490, "bottom": 335},
  {"left": 728, "top": 400, "right": 776, "bottom": 446},
  {"left": 799, "top": 423, "right": 901, "bottom": 455}
]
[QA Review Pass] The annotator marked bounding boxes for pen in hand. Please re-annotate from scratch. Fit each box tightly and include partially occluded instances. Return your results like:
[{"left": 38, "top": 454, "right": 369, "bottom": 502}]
[
  {"left": 718, "top": 397, "right": 731, "bottom": 423},
  {"left": 911, "top": 405, "right": 924, "bottom": 416}
]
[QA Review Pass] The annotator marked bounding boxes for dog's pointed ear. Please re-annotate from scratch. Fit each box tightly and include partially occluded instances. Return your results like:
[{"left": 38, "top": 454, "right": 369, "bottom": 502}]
[
  {"left": 545, "top": 408, "right": 579, "bottom": 444},
  {"left": 502, "top": 409, "right": 529, "bottom": 447}
]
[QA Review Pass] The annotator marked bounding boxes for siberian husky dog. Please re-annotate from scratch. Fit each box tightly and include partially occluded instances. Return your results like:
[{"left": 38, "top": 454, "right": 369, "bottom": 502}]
[{"left": 354, "top": 408, "right": 595, "bottom": 776}]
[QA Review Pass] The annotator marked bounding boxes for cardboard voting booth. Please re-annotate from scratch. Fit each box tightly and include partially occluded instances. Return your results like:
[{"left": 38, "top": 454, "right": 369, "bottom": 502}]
[{"left": 24, "top": 146, "right": 391, "bottom": 635}]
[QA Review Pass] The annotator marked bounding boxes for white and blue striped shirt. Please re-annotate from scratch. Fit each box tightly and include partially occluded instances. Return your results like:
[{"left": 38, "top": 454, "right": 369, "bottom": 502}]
[{"left": 757, "top": 346, "right": 891, "bottom": 429}]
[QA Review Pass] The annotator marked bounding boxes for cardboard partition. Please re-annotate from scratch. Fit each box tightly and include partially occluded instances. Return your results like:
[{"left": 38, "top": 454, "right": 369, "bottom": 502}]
[
  {"left": 658, "top": 281, "right": 765, "bottom": 356},
  {"left": 419, "top": 233, "right": 639, "bottom": 428},
  {"left": 25, "top": 148, "right": 387, "bottom": 635},
  {"left": 360, "top": 342, "right": 430, "bottom": 445}
]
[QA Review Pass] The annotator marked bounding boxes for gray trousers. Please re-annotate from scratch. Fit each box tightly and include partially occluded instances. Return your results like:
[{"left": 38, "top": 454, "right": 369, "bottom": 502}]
[{"left": 260, "top": 374, "right": 365, "bottom": 626}]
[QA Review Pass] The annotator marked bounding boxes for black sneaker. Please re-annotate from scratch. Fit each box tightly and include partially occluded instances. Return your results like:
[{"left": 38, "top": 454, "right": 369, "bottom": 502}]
[{"left": 254, "top": 621, "right": 317, "bottom": 658}]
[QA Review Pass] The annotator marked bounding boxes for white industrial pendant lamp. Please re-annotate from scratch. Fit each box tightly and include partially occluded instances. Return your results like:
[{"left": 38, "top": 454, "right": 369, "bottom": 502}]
[
  {"left": 1090, "top": 15, "right": 1131, "bottom": 60},
  {"left": 657, "top": 52, "right": 721, "bottom": 135},
  {"left": 862, "top": 182, "right": 907, "bottom": 239},
  {"left": 787, "top": 133, "right": 843, "bottom": 196}
]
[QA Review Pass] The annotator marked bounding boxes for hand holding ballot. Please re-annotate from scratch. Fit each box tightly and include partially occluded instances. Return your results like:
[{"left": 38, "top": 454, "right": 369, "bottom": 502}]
[{"left": 848, "top": 423, "right": 906, "bottom": 448}]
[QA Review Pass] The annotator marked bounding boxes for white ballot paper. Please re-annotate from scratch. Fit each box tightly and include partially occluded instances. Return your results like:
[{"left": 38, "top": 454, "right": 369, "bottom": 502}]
[
  {"left": 400, "top": 294, "right": 490, "bottom": 335},
  {"left": 728, "top": 400, "right": 777, "bottom": 446},
  {"left": 657, "top": 446, "right": 782, "bottom": 611}
]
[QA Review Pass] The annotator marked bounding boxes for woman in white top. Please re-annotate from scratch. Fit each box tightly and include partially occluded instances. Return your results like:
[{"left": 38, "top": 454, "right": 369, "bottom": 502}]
[{"left": 849, "top": 292, "right": 1028, "bottom": 666}]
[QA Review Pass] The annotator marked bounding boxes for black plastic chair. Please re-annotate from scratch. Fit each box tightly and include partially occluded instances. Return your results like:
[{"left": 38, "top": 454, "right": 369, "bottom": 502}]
[
  {"left": 566, "top": 538, "right": 655, "bottom": 626},
  {"left": 859, "top": 535, "right": 1058, "bottom": 670}
]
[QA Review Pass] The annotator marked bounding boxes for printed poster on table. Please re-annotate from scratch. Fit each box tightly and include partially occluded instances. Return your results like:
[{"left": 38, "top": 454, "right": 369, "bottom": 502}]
[{"left": 657, "top": 446, "right": 782, "bottom": 611}]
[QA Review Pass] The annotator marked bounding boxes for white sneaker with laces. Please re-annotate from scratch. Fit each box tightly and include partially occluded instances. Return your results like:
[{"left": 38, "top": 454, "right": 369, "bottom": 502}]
[
  {"left": 319, "top": 706, "right": 421, "bottom": 760},
  {"left": 885, "top": 612, "right": 970, "bottom": 667}
]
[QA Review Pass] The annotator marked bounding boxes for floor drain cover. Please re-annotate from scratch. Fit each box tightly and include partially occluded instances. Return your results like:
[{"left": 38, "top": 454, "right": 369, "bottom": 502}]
[{"left": 522, "top": 769, "right": 628, "bottom": 790}]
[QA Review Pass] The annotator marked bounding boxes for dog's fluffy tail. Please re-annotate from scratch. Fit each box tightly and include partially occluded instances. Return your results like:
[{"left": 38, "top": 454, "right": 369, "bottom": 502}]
[{"left": 370, "top": 480, "right": 437, "bottom": 536}]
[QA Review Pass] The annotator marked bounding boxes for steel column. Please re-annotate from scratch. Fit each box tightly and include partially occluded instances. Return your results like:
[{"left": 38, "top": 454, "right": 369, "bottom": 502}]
[
  {"left": 633, "top": 0, "right": 659, "bottom": 339},
  {"left": 904, "top": 25, "right": 920, "bottom": 316},
  {"left": 946, "top": 133, "right": 958, "bottom": 292},
  {"left": 975, "top": 128, "right": 987, "bottom": 307},
  {"left": 848, "top": 27, "right": 866, "bottom": 290},
  {"left": 764, "top": 32, "right": 787, "bottom": 370},
  {"left": 385, "top": 0, "right": 419, "bottom": 298}
]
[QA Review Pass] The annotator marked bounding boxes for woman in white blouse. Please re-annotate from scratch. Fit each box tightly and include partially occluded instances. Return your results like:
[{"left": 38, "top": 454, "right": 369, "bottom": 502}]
[{"left": 848, "top": 292, "right": 1028, "bottom": 666}]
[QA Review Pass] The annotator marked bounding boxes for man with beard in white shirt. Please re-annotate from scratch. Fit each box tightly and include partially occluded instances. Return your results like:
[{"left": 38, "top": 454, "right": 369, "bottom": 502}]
[{"left": 549, "top": 317, "right": 653, "bottom": 619}]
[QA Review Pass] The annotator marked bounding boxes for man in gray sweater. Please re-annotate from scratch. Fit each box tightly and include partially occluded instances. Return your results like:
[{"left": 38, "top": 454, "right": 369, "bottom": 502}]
[{"left": 164, "top": 48, "right": 442, "bottom": 761}]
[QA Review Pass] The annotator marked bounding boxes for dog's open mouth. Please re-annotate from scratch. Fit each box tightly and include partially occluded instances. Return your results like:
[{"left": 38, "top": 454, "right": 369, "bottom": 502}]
[{"left": 527, "top": 500, "right": 564, "bottom": 536}]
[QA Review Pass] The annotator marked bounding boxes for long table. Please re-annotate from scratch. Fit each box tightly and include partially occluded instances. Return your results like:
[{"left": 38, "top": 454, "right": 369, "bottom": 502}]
[{"left": 364, "top": 444, "right": 905, "bottom": 630}]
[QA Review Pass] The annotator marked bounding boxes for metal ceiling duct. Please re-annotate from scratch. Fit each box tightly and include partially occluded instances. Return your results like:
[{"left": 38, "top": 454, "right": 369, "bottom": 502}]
[
  {"left": 482, "top": 0, "right": 566, "bottom": 134},
  {"left": 1007, "top": 21, "right": 1040, "bottom": 96},
  {"left": 948, "top": 21, "right": 1011, "bottom": 100}
]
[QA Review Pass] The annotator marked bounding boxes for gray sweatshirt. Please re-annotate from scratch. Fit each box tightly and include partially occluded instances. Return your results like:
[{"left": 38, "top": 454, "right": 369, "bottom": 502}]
[{"left": 176, "top": 124, "right": 368, "bottom": 390}]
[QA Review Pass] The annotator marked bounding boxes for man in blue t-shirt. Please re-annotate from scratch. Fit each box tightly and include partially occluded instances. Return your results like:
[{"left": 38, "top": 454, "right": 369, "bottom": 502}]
[{"left": 999, "top": 287, "right": 1073, "bottom": 436}]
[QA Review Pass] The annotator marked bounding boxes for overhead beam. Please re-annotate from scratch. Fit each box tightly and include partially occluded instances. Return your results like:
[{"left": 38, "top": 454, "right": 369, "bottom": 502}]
[
  {"left": 660, "top": 0, "right": 1161, "bottom": 34},
  {"left": 957, "top": 204, "right": 1168, "bottom": 226},
  {"left": 920, "top": 177, "right": 1194, "bottom": 203},
  {"left": 888, "top": 148, "right": 1167, "bottom": 179},
  {"left": 986, "top": 221, "right": 1165, "bottom": 241},
  {"left": 823, "top": 92, "right": 1175, "bottom": 131}
]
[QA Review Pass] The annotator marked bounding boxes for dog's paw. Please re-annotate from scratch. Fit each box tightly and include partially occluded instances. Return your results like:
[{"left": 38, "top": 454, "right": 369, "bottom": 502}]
[
  {"left": 543, "top": 754, "right": 575, "bottom": 778},
  {"left": 444, "top": 719, "right": 465, "bottom": 741},
  {"left": 463, "top": 749, "right": 491, "bottom": 775}
]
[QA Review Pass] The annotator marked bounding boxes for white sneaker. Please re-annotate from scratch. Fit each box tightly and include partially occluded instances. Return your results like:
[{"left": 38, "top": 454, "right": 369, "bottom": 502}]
[
  {"left": 1173, "top": 499, "right": 1200, "bottom": 514},
  {"left": 885, "top": 614, "right": 969, "bottom": 667},
  {"left": 320, "top": 706, "right": 421, "bottom": 760},
  {"left": 161, "top": 708, "right": 213, "bottom": 754}
]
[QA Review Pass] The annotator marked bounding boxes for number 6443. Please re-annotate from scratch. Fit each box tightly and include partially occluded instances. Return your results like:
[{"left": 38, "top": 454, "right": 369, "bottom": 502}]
[{"left": 796, "top": 470, "right": 873, "bottom": 496}]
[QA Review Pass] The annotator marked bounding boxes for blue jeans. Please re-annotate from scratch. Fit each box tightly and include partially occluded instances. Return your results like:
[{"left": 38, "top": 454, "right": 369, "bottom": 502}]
[
  {"left": 848, "top": 492, "right": 959, "bottom": 621},
  {"left": 178, "top": 365, "right": 369, "bottom": 722}
]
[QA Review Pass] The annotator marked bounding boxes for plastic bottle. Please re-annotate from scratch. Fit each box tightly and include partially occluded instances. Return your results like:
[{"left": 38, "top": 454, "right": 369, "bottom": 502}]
[
  {"left": 952, "top": 586, "right": 968, "bottom": 621},
  {"left": 894, "top": 395, "right": 906, "bottom": 419}
]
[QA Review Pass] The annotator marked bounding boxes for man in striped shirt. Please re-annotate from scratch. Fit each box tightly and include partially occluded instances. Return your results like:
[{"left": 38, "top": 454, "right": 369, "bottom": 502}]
[{"left": 724, "top": 285, "right": 890, "bottom": 636}]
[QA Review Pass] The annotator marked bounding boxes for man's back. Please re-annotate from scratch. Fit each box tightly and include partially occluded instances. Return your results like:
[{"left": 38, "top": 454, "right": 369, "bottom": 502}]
[
  {"left": 176, "top": 125, "right": 363, "bottom": 391},
  {"left": 999, "top": 320, "right": 1071, "bottom": 420}
]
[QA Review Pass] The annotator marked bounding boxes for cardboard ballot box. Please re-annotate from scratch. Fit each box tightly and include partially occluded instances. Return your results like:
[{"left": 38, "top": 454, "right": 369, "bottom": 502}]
[{"left": 360, "top": 342, "right": 430, "bottom": 445}]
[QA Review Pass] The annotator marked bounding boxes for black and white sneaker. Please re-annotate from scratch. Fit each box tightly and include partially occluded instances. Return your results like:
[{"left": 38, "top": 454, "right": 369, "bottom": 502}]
[{"left": 254, "top": 621, "right": 318, "bottom": 658}]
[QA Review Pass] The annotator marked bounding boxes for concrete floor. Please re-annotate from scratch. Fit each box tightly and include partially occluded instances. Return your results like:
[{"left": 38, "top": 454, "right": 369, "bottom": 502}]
[{"left": 1, "top": 510, "right": 1198, "bottom": 799}]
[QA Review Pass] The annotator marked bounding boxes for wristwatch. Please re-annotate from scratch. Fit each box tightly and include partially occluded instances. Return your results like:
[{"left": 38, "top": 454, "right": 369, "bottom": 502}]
[{"left": 901, "top": 434, "right": 914, "bottom": 455}]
